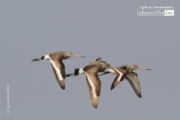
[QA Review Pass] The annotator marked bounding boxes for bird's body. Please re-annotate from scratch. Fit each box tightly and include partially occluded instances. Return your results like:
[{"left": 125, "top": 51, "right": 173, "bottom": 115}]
[
  {"left": 66, "top": 57, "right": 106, "bottom": 77},
  {"left": 84, "top": 64, "right": 101, "bottom": 108},
  {"left": 99, "top": 64, "right": 151, "bottom": 98},
  {"left": 84, "top": 61, "right": 114, "bottom": 108},
  {"left": 32, "top": 51, "right": 85, "bottom": 90},
  {"left": 66, "top": 58, "right": 113, "bottom": 108}
]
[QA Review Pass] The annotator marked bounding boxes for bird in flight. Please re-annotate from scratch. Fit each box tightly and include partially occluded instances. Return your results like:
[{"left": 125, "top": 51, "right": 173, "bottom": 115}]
[
  {"left": 99, "top": 64, "right": 151, "bottom": 98},
  {"left": 32, "top": 51, "right": 85, "bottom": 90}
]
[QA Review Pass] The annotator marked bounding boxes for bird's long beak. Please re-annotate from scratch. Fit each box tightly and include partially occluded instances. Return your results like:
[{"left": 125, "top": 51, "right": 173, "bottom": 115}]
[
  {"left": 99, "top": 71, "right": 110, "bottom": 76},
  {"left": 73, "top": 54, "right": 86, "bottom": 58},
  {"left": 138, "top": 67, "right": 151, "bottom": 70}
]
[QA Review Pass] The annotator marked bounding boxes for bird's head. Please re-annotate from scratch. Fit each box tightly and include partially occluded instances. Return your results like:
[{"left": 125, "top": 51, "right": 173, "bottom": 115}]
[
  {"left": 63, "top": 52, "right": 85, "bottom": 59},
  {"left": 130, "top": 64, "right": 151, "bottom": 71}
]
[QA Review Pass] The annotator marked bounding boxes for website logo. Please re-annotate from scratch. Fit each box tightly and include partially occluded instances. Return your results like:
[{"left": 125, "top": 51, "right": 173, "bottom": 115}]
[{"left": 137, "top": 6, "right": 174, "bottom": 16}]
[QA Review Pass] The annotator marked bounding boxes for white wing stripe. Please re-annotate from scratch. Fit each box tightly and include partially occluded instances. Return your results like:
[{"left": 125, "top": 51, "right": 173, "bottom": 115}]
[
  {"left": 50, "top": 59, "right": 64, "bottom": 80},
  {"left": 113, "top": 68, "right": 123, "bottom": 81},
  {"left": 117, "top": 72, "right": 123, "bottom": 81},
  {"left": 86, "top": 74, "right": 97, "bottom": 98}
]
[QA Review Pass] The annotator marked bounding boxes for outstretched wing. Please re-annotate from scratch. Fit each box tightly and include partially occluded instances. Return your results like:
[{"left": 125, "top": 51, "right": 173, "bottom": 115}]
[
  {"left": 50, "top": 59, "right": 66, "bottom": 90},
  {"left": 86, "top": 73, "right": 101, "bottom": 108},
  {"left": 126, "top": 72, "right": 141, "bottom": 98},
  {"left": 110, "top": 68, "right": 125, "bottom": 90}
]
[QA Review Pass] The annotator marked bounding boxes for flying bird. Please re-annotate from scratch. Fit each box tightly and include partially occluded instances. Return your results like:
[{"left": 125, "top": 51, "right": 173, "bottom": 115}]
[
  {"left": 32, "top": 51, "right": 85, "bottom": 90},
  {"left": 84, "top": 61, "right": 115, "bottom": 108},
  {"left": 67, "top": 58, "right": 114, "bottom": 108},
  {"left": 99, "top": 64, "right": 151, "bottom": 98},
  {"left": 66, "top": 57, "right": 103, "bottom": 77}
]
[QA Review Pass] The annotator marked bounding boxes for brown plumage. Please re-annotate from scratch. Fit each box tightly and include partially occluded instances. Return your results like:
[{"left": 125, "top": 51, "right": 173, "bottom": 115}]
[
  {"left": 66, "top": 57, "right": 105, "bottom": 77},
  {"left": 126, "top": 72, "right": 141, "bottom": 98},
  {"left": 85, "top": 69, "right": 101, "bottom": 108},
  {"left": 50, "top": 62, "right": 65, "bottom": 89},
  {"left": 110, "top": 67, "right": 128, "bottom": 90},
  {"left": 99, "top": 64, "right": 151, "bottom": 98},
  {"left": 32, "top": 51, "right": 85, "bottom": 90},
  {"left": 67, "top": 58, "right": 113, "bottom": 108},
  {"left": 83, "top": 60, "right": 113, "bottom": 108}
]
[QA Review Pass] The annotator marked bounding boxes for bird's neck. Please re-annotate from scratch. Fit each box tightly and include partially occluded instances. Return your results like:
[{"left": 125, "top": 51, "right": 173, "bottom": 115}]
[
  {"left": 127, "top": 66, "right": 132, "bottom": 72},
  {"left": 98, "top": 65, "right": 106, "bottom": 72}
]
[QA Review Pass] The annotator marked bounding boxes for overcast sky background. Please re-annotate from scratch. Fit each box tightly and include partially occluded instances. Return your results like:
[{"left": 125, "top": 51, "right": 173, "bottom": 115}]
[{"left": 1, "top": 0, "right": 179, "bottom": 120}]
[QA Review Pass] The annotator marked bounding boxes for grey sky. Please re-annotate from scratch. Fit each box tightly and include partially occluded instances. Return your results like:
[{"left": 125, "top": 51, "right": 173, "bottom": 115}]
[{"left": 1, "top": 0, "right": 179, "bottom": 120}]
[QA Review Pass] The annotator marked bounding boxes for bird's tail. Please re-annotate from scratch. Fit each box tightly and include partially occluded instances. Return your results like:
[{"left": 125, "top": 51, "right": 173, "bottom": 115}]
[
  {"left": 74, "top": 68, "right": 85, "bottom": 76},
  {"left": 32, "top": 56, "right": 45, "bottom": 62},
  {"left": 74, "top": 68, "right": 80, "bottom": 76},
  {"left": 66, "top": 68, "right": 84, "bottom": 77}
]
